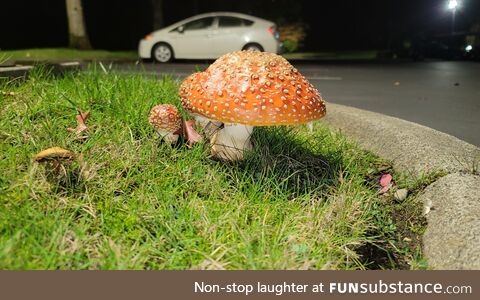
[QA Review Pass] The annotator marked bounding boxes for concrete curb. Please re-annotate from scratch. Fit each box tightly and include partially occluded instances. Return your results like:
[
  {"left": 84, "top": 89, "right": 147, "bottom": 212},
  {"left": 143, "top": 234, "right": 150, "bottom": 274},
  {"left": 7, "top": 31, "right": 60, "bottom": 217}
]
[
  {"left": 420, "top": 173, "right": 480, "bottom": 269},
  {"left": 323, "top": 103, "right": 480, "bottom": 270},
  {"left": 0, "top": 62, "right": 81, "bottom": 80}
]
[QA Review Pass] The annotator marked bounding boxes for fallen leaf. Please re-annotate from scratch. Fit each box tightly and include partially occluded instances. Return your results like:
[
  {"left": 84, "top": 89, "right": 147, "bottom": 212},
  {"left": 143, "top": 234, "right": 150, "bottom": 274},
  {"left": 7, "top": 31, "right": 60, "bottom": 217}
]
[{"left": 67, "top": 108, "right": 91, "bottom": 138}]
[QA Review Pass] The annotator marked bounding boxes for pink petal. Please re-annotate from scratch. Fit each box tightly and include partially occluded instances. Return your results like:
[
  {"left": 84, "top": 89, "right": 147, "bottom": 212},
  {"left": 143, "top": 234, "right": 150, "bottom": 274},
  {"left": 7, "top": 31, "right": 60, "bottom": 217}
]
[
  {"left": 379, "top": 183, "right": 393, "bottom": 194},
  {"left": 184, "top": 120, "right": 203, "bottom": 146},
  {"left": 379, "top": 173, "right": 393, "bottom": 194},
  {"left": 380, "top": 173, "right": 392, "bottom": 187}
]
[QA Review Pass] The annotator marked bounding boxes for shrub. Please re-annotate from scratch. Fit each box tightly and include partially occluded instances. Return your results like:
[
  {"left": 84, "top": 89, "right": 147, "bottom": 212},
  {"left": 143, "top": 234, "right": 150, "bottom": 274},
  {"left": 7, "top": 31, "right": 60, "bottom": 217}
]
[
  {"left": 278, "top": 22, "right": 308, "bottom": 52},
  {"left": 282, "top": 40, "right": 299, "bottom": 53}
]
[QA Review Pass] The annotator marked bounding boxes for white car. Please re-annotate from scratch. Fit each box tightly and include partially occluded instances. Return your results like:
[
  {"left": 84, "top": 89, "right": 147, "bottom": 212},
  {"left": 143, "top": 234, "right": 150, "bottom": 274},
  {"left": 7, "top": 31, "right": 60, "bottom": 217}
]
[{"left": 138, "top": 12, "right": 281, "bottom": 62}]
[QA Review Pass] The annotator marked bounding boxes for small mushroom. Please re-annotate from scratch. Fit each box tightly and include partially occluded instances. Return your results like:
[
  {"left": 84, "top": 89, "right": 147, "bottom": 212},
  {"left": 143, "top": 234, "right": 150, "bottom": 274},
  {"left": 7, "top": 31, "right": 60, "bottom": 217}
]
[
  {"left": 148, "top": 104, "right": 183, "bottom": 144},
  {"left": 33, "top": 147, "right": 74, "bottom": 162},
  {"left": 179, "top": 50, "right": 326, "bottom": 161},
  {"left": 33, "top": 147, "right": 75, "bottom": 177}
]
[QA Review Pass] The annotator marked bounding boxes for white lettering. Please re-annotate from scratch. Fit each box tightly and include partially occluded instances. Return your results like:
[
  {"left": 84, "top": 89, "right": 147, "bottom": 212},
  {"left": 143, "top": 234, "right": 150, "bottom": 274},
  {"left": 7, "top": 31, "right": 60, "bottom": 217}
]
[{"left": 194, "top": 282, "right": 220, "bottom": 293}]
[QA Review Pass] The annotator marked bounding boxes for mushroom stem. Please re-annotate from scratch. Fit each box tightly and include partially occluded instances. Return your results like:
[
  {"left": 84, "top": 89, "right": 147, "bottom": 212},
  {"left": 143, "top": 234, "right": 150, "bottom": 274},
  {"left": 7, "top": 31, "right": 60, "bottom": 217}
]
[
  {"left": 307, "top": 121, "right": 314, "bottom": 133},
  {"left": 210, "top": 124, "right": 254, "bottom": 161},
  {"left": 156, "top": 129, "right": 179, "bottom": 144},
  {"left": 194, "top": 115, "right": 223, "bottom": 140}
]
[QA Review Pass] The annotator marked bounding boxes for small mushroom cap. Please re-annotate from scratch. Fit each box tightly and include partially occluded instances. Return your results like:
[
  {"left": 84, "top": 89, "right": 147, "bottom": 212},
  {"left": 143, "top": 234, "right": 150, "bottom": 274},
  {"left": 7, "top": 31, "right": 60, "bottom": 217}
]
[
  {"left": 179, "top": 51, "right": 326, "bottom": 126},
  {"left": 33, "top": 147, "right": 74, "bottom": 162},
  {"left": 148, "top": 104, "right": 182, "bottom": 133}
]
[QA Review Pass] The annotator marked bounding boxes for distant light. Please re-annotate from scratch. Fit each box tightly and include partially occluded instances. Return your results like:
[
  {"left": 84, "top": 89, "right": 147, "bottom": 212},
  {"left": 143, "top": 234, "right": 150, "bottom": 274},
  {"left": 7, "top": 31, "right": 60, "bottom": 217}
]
[
  {"left": 465, "top": 45, "right": 473, "bottom": 52},
  {"left": 448, "top": 0, "right": 459, "bottom": 10}
]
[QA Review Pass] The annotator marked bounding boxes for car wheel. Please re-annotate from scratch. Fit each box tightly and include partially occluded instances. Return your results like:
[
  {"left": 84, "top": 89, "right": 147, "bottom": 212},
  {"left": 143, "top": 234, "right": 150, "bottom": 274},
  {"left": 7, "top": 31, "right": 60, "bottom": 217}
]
[
  {"left": 243, "top": 43, "right": 264, "bottom": 52},
  {"left": 152, "top": 43, "right": 174, "bottom": 63}
]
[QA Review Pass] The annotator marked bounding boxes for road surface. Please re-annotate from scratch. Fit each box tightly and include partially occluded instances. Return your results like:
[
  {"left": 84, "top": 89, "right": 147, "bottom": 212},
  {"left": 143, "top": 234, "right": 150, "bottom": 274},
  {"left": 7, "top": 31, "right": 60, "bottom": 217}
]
[{"left": 113, "top": 61, "right": 480, "bottom": 146}]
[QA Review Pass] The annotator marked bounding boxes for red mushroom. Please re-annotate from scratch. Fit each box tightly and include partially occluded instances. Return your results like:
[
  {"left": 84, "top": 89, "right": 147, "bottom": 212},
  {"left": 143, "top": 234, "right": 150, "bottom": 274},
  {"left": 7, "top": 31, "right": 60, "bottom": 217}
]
[
  {"left": 179, "top": 50, "right": 326, "bottom": 160},
  {"left": 148, "top": 104, "right": 182, "bottom": 144}
]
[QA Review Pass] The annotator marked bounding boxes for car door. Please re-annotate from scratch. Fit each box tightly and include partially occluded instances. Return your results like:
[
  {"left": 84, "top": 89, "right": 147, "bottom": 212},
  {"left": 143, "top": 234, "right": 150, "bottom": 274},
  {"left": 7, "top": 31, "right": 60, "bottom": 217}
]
[
  {"left": 169, "top": 17, "right": 215, "bottom": 59},
  {"left": 210, "top": 16, "right": 246, "bottom": 57}
]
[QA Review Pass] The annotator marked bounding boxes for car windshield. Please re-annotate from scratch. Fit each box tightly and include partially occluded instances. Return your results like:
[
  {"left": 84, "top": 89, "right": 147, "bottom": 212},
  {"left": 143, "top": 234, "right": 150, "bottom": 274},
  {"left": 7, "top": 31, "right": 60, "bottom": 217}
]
[{"left": 183, "top": 17, "right": 214, "bottom": 31}]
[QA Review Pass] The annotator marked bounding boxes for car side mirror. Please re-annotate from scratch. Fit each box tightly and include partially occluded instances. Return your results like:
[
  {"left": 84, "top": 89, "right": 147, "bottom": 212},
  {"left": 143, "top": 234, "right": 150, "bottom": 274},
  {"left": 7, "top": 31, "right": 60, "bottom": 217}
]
[{"left": 177, "top": 26, "right": 185, "bottom": 33}]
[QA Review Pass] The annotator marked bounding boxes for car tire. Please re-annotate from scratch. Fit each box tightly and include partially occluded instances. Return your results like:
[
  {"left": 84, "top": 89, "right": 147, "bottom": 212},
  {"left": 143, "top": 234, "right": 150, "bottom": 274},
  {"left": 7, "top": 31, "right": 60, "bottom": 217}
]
[
  {"left": 152, "top": 43, "right": 174, "bottom": 63},
  {"left": 242, "top": 43, "right": 264, "bottom": 52}
]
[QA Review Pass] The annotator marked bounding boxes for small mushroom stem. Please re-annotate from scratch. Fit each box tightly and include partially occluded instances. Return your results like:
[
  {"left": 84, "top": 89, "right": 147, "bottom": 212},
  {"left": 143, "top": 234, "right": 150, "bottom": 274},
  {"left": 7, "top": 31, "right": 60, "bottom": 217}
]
[
  {"left": 156, "top": 129, "right": 179, "bottom": 144},
  {"left": 210, "top": 124, "right": 254, "bottom": 161}
]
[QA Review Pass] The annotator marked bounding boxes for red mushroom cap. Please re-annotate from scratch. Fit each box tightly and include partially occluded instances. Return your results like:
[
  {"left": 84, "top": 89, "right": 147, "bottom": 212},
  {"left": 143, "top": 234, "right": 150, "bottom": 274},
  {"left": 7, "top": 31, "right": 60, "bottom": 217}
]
[
  {"left": 148, "top": 104, "right": 182, "bottom": 133},
  {"left": 179, "top": 51, "right": 326, "bottom": 126}
]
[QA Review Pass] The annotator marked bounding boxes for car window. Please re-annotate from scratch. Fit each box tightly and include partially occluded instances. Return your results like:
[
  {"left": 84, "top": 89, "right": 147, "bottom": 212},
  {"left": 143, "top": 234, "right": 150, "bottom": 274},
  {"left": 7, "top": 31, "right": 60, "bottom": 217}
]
[
  {"left": 242, "top": 19, "right": 254, "bottom": 26},
  {"left": 218, "top": 16, "right": 243, "bottom": 28},
  {"left": 183, "top": 17, "right": 214, "bottom": 31}
]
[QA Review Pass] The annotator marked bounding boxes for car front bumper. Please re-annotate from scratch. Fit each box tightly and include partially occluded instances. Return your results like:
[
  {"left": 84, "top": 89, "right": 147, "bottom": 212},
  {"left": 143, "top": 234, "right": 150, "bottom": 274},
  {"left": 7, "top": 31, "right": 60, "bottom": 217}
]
[{"left": 138, "top": 39, "right": 154, "bottom": 59}]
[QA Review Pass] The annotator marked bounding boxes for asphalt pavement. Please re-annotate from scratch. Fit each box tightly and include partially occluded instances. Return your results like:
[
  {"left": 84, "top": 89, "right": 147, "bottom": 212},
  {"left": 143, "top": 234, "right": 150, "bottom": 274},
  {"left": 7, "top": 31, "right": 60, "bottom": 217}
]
[{"left": 113, "top": 60, "right": 480, "bottom": 146}]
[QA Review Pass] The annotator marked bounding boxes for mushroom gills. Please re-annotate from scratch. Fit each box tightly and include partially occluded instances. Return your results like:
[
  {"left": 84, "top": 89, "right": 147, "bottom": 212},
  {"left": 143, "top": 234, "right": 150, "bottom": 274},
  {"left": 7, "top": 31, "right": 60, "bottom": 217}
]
[
  {"left": 194, "top": 115, "right": 223, "bottom": 139},
  {"left": 210, "top": 124, "right": 254, "bottom": 161}
]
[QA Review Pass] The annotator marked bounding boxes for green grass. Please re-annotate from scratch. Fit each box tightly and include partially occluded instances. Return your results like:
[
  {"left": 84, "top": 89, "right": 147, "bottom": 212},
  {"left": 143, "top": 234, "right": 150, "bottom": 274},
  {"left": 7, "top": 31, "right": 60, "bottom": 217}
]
[
  {"left": 0, "top": 48, "right": 137, "bottom": 62},
  {"left": 0, "top": 53, "right": 9, "bottom": 65},
  {"left": 0, "top": 65, "right": 427, "bottom": 269},
  {"left": 0, "top": 48, "right": 379, "bottom": 63}
]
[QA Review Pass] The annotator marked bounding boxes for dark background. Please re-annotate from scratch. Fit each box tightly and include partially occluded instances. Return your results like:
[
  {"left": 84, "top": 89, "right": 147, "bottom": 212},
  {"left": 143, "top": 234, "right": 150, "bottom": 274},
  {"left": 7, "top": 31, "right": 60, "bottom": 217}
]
[{"left": 1, "top": 0, "right": 479, "bottom": 51}]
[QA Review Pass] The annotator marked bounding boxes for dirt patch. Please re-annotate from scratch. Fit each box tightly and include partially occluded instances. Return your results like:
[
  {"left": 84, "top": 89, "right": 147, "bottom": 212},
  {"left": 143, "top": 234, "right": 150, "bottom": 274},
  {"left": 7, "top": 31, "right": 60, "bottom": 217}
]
[{"left": 357, "top": 197, "right": 427, "bottom": 270}]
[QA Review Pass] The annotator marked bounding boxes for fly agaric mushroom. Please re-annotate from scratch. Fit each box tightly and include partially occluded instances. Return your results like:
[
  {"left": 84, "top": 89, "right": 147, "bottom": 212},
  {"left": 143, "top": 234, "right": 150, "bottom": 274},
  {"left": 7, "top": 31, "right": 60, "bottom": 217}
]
[
  {"left": 148, "top": 104, "right": 183, "bottom": 144},
  {"left": 179, "top": 50, "right": 326, "bottom": 161}
]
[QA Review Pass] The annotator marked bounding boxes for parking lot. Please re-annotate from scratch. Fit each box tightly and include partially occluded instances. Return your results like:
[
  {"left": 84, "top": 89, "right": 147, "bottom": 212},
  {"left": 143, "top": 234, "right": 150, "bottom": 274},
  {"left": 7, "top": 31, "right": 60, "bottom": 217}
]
[{"left": 115, "top": 60, "right": 480, "bottom": 146}]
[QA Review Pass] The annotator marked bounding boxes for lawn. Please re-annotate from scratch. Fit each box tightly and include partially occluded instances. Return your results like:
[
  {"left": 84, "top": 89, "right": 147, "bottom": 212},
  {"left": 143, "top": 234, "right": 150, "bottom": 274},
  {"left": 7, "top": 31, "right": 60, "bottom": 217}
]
[
  {"left": 0, "top": 48, "right": 379, "bottom": 64},
  {"left": 0, "top": 48, "right": 137, "bottom": 63},
  {"left": 0, "top": 65, "right": 427, "bottom": 269}
]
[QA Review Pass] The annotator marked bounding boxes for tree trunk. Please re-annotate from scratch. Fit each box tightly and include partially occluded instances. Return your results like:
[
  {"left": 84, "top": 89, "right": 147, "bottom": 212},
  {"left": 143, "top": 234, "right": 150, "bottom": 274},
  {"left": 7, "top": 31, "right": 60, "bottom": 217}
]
[
  {"left": 152, "top": 0, "right": 164, "bottom": 30},
  {"left": 65, "top": 0, "right": 92, "bottom": 49}
]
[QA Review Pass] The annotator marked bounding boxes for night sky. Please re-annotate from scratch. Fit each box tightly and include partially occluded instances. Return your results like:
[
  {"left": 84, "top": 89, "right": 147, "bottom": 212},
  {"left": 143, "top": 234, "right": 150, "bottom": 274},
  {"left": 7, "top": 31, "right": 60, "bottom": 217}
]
[{"left": 1, "top": 0, "right": 479, "bottom": 51}]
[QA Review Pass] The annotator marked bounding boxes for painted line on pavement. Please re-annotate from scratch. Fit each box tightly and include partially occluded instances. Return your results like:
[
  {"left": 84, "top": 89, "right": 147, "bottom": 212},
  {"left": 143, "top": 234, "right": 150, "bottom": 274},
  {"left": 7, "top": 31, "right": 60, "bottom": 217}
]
[{"left": 306, "top": 76, "right": 343, "bottom": 80}]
